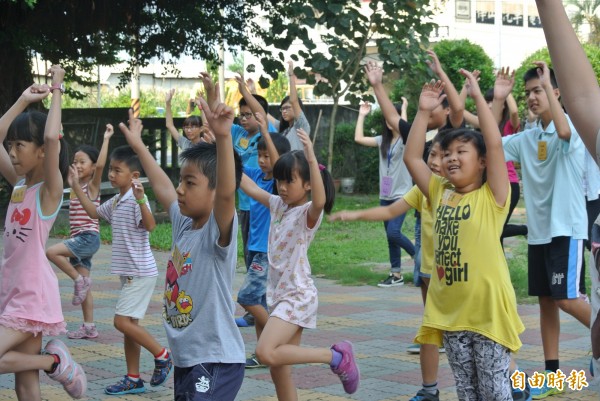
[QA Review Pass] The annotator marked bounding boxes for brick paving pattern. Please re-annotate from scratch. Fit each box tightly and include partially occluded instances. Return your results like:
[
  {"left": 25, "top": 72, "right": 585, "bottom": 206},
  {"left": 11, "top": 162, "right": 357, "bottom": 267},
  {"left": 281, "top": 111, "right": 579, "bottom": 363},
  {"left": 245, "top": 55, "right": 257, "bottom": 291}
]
[{"left": 0, "top": 238, "right": 596, "bottom": 400}]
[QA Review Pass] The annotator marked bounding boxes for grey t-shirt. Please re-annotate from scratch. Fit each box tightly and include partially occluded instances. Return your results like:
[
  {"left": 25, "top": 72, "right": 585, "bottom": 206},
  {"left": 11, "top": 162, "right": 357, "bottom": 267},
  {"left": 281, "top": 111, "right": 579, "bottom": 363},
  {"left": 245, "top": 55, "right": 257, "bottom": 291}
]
[
  {"left": 178, "top": 136, "right": 193, "bottom": 150},
  {"left": 163, "top": 202, "right": 245, "bottom": 367},
  {"left": 276, "top": 111, "right": 310, "bottom": 151},
  {"left": 374, "top": 136, "right": 413, "bottom": 200}
]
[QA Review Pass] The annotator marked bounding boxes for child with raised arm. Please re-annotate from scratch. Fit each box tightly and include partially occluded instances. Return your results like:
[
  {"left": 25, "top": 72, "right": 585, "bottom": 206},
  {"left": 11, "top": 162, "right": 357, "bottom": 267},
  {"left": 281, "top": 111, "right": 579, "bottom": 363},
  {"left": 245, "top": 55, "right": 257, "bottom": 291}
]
[
  {"left": 0, "top": 66, "right": 87, "bottom": 399},
  {"left": 330, "top": 132, "right": 446, "bottom": 401},
  {"left": 274, "top": 61, "right": 310, "bottom": 151},
  {"left": 241, "top": 128, "right": 359, "bottom": 399},
  {"left": 354, "top": 100, "right": 415, "bottom": 287},
  {"left": 165, "top": 88, "right": 212, "bottom": 149},
  {"left": 46, "top": 124, "right": 113, "bottom": 339},
  {"left": 119, "top": 98, "right": 246, "bottom": 400},
  {"left": 500, "top": 61, "right": 590, "bottom": 399},
  {"left": 70, "top": 144, "right": 172, "bottom": 395},
  {"left": 238, "top": 113, "right": 291, "bottom": 369},
  {"left": 404, "top": 72, "right": 524, "bottom": 400},
  {"left": 536, "top": 1, "right": 600, "bottom": 385}
]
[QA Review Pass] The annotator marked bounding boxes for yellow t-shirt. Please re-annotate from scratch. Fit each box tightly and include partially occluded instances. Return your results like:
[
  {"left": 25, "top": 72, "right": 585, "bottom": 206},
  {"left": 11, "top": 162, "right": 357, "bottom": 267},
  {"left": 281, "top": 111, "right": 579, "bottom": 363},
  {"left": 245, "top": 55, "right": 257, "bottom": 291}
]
[
  {"left": 415, "top": 175, "right": 524, "bottom": 352},
  {"left": 403, "top": 185, "right": 434, "bottom": 276}
]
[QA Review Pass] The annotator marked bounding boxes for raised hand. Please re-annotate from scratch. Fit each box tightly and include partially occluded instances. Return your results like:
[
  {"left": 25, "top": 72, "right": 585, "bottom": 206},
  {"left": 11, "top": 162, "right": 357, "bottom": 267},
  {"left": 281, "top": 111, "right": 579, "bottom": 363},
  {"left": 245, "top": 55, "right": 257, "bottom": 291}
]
[
  {"left": 297, "top": 128, "right": 315, "bottom": 163},
  {"left": 119, "top": 108, "right": 145, "bottom": 149},
  {"left": 255, "top": 112, "right": 268, "bottom": 133},
  {"left": 246, "top": 78, "right": 257, "bottom": 94},
  {"left": 418, "top": 80, "right": 447, "bottom": 112},
  {"left": 425, "top": 50, "right": 443, "bottom": 77},
  {"left": 198, "top": 97, "right": 233, "bottom": 138},
  {"left": 287, "top": 60, "right": 294, "bottom": 76},
  {"left": 67, "top": 164, "right": 79, "bottom": 188},
  {"left": 196, "top": 72, "right": 220, "bottom": 109},
  {"left": 104, "top": 123, "right": 114, "bottom": 140},
  {"left": 199, "top": 124, "right": 215, "bottom": 144},
  {"left": 533, "top": 61, "right": 553, "bottom": 90},
  {"left": 21, "top": 83, "right": 50, "bottom": 104},
  {"left": 131, "top": 178, "right": 145, "bottom": 200},
  {"left": 364, "top": 61, "right": 383, "bottom": 86},
  {"left": 459, "top": 69, "right": 483, "bottom": 100},
  {"left": 48, "top": 64, "right": 65, "bottom": 86},
  {"left": 359, "top": 102, "right": 371, "bottom": 117},
  {"left": 493, "top": 67, "right": 515, "bottom": 101},
  {"left": 165, "top": 88, "right": 175, "bottom": 103},
  {"left": 235, "top": 74, "right": 247, "bottom": 92}
]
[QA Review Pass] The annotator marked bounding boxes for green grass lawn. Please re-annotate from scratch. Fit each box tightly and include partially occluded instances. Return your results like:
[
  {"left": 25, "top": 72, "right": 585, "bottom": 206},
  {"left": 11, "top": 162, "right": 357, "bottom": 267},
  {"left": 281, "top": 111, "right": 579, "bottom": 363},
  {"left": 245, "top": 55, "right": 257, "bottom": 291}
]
[{"left": 50, "top": 193, "right": 554, "bottom": 303}]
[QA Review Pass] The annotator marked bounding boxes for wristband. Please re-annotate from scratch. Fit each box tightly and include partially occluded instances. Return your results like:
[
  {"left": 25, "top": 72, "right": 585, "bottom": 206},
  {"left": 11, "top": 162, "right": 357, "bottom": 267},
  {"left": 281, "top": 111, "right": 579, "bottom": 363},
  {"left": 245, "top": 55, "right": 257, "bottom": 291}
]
[{"left": 135, "top": 195, "right": 148, "bottom": 205}]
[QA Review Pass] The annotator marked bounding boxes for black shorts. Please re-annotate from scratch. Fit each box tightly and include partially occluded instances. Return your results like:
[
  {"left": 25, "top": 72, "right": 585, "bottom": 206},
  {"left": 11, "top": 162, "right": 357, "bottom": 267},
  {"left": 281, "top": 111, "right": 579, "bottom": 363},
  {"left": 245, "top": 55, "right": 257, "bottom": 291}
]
[
  {"left": 528, "top": 236, "right": 583, "bottom": 299},
  {"left": 174, "top": 363, "right": 244, "bottom": 401}
]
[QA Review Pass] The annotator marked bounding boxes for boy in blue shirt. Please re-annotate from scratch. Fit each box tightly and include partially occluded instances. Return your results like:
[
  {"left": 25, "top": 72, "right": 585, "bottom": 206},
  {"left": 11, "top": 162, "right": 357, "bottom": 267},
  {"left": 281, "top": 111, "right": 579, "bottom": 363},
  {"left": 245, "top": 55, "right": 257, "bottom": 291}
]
[
  {"left": 500, "top": 62, "right": 591, "bottom": 399},
  {"left": 119, "top": 93, "right": 246, "bottom": 400},
  {"left": 238, "top": 125, "right": 290, "bottom": 369}
]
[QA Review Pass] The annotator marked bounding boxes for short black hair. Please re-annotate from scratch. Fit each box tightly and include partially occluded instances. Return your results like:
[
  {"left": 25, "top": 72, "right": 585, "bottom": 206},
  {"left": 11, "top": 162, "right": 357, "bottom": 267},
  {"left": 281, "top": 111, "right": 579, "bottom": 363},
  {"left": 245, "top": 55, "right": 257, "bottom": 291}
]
[
  {"left": 183, "top": 115, "right": 202, "bottom": 127},
  {"left": 75, "top": 144, "right": 100, "bottom": 164},
  {"left": 179, "top": 142, "right": 242, "bottom": 190},
  {"left": 110, "top": 145, "right": 143, "bottom": 174},
  {"left": 257, "top": 133, "right": 290, "bottom": 156},
  {"left": 239, "top": 94, "right": 269, "bottom": 115},
  {"left": 523, "top": 66, "right": 558, "bottom": 89},
  {"left": 439, "top": 128, "right": 486, "bottom": 158}
]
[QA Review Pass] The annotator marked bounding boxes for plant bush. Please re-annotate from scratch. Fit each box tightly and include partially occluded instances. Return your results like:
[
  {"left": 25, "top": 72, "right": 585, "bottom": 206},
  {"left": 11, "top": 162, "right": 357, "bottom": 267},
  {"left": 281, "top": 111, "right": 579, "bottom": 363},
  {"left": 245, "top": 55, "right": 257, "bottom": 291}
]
[
  {"left": 328, "top": 108, "right": 388, "bottom": 194},
  {"left": 392, "top": 39, "right": 495, "bottom": 117}
]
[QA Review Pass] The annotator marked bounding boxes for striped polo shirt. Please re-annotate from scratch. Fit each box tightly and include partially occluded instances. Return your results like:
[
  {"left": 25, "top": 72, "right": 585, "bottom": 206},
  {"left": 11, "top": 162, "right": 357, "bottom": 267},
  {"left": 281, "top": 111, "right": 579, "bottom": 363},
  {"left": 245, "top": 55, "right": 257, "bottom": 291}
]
[
  {"left": 96, "top": 189, "right": 157, "bottom": 277},
  {"left": 69, "top": 183, "right": 100, "bottom": 236}
]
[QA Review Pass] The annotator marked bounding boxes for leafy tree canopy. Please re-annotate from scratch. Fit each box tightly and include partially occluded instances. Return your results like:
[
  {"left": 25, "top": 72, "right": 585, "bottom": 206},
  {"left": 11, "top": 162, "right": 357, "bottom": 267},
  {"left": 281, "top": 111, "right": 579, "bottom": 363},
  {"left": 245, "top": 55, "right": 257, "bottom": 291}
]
[
  {"left": 392, "top": 39, "right": 495, "bottom": 118},
  {"left": 0, "top": 0, "right": 278, "bottom": 111}
]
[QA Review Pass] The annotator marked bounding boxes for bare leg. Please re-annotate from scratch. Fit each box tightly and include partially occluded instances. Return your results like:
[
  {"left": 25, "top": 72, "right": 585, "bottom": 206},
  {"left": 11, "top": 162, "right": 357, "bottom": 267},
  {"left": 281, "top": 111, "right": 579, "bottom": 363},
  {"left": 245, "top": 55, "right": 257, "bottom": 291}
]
[
  {"left": 0, "top": 327, "right": 54, "bottom": 374},
  {"left": 124, "top": 334, "right": 141, "bottom": 376},
  {"left": 14, "top": 334, "right": 43, "bottom": 401},
  {"left": 114, "top": 316, "right": 163, "bottom": 368},
  {"left": 256, "top": 318, "right": 332, "bottom": 366},
  {"left": 77, "top": 266, "right": 94, "bottom": 323},
  {"left": 243, "top": 304, "right": 269, "bottom": 340},
  {"left": 260, "top": 322, "right": 303, "bottom": 401},
  {"left": 539, "top": 296, "right": 560, "bottom": 361},
  {"left": 46, "top": 243, "right": 79, "bottom": 281},
  {"left": 555, "top": 298, "right": 591, "bottom": 328}
]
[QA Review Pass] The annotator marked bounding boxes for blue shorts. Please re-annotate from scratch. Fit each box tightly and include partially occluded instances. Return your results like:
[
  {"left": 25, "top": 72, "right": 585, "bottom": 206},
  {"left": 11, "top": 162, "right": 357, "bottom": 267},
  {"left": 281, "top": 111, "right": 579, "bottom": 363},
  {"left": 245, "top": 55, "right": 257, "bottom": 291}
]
[
  {"left": 237, "top": 251, "right": 268, "bottom": 308},
  {"left": 64, "top": 231, "right": 100, "bottom": 270},
  {"left": 174, "top": 363, "right": 244, "bottom": 401}
]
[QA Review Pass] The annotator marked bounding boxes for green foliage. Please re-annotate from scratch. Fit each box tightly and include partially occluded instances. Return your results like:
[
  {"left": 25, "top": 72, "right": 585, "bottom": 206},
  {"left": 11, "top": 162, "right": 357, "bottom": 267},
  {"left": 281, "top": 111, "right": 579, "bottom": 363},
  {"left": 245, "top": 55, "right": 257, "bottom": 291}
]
[
  {"left": 513, "top": 44, "right": 600, "bottom": 117},
  {"left": 54, "top": 87, "right": 195, "bottom": 118},
  {"left": 261, "top": 0, "right": 435, "bottom": 171},
  {"left": 262, "top": 72, "right": 289, "bottom": 104},
  {"left": 566, "top": 0, "right": 600, "bottom": 45},
  {"left": 392, "top": 39, "right": 495, "bottom": 118},
  {"left": 328, "top": 109, "right": 385, "bottom": 194}
]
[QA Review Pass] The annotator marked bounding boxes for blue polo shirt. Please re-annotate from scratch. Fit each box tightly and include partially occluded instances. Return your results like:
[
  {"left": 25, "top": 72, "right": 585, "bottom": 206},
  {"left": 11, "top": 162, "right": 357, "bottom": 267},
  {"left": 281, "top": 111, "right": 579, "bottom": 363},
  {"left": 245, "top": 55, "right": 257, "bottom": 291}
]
[{"left": 502, "top": 116, "right": 586, "bottom": 244}]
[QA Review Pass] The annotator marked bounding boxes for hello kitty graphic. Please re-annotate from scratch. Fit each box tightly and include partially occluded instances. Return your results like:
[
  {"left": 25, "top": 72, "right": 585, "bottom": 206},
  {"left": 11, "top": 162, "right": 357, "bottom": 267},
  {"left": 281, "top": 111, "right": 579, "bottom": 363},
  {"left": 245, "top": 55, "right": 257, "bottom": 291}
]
[{"left": 4, "top": 207, "right": 32, "bottom": 243}]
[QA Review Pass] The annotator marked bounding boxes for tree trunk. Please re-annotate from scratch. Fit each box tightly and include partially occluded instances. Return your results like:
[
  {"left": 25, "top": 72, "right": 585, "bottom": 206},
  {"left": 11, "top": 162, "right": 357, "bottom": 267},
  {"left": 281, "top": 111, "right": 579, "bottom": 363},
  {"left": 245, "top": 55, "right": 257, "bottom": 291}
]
[
  {"left": 0, "top": 39, "right": 34, "bottom": 114},
  {"left": 326, "top": 97, "right": 340, "bottom": 173}
]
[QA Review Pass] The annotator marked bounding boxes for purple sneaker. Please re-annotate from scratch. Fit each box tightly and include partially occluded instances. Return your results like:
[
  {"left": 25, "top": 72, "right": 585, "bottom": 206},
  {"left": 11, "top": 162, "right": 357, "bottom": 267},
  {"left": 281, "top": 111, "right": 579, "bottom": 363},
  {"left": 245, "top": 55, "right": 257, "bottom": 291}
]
[
  {"left": 44, "top": 339, "right": 87, "bottom": 399},
  {"left": 330, "top": 341, "right": 360, "bottom": 394}
]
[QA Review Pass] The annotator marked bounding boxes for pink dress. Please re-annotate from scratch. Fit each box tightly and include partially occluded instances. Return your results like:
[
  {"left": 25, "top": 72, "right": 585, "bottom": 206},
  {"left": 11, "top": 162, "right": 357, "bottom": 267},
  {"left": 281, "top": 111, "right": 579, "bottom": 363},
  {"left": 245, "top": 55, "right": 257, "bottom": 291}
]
[
  {"left": 267, "top": 196, "right": 322, "bottom": 329},
  {"left": 0, "top": 182, "right": 66, "bottom": 336}
]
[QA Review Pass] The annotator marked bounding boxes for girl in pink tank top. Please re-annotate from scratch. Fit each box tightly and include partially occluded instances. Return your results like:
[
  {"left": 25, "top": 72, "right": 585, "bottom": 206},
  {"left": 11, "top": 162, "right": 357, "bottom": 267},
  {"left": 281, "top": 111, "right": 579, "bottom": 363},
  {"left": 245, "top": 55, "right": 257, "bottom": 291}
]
[{"left": 0, "top": 66, "right": 87, "bottom": 399}]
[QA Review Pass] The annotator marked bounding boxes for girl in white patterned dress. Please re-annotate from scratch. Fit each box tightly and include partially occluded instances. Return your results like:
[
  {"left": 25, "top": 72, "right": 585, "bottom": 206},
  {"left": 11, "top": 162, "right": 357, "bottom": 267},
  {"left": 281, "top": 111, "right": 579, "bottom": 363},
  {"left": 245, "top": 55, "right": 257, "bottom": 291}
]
[{"left": 241, "top": 128, "right": 360, "bottom": 400}]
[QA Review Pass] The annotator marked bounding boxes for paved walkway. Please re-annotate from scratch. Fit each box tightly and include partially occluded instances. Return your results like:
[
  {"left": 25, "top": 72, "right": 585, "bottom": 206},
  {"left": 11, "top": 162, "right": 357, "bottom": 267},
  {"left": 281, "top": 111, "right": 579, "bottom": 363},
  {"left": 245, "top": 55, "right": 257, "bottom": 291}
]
[{"left": 0, "top": 239, "right": 597, "bottom": 400}]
